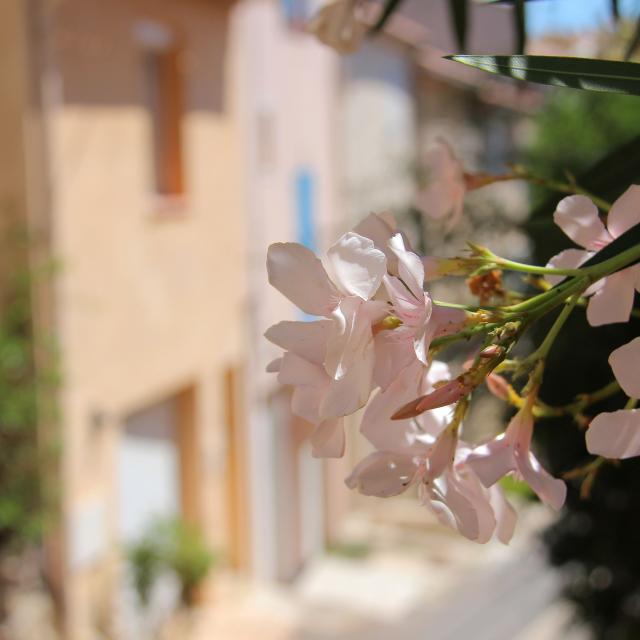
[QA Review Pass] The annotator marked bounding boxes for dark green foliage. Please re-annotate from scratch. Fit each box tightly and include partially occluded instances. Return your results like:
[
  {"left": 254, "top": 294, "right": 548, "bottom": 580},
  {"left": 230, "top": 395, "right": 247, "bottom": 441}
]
[
  {"left": 447, "top": 55, "right": 640, "bottom": 96},
  {"left": 526, "top": 90, "right": 640, "bottom": 639},
  {"left": 128, "top": 538, "right": 162, "bottom": 607},
  {"left": 513, "top": 0, "right": 526, "bottom": 55},
  {"left": 0, "top": 245, "right": 58, "bottom": 555},
  {"left": 448, "top": 0, "right": 470, "bottom": 53}
]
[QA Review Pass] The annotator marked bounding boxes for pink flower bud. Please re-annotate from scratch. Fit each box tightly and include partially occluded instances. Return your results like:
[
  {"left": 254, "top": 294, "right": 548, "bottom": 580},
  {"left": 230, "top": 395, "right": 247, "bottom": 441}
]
[{"left": 391, "top": 378, "right": 470, "bottom": 420}]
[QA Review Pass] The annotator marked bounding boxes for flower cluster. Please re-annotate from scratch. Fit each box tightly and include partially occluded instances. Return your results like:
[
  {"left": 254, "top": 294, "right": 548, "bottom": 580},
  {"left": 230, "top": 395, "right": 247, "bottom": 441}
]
[{"left": 266, "top": 141, "right": 640, "bottom": 544}]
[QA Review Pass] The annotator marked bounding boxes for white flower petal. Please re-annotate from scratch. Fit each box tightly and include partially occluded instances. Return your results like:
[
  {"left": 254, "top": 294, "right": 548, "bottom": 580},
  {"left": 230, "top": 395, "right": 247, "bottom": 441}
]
[
  {"left": 278, "top": 352, "right": 327, "bottom": 387},
  {"left": 427, "top": 429, "right": 457, "bottom": 480},
  {"left": 372, "top": 329, "right": 415, "bottom": 390},
  {"left": 609, "top": 337, "right": 640, "bottom": 399},
  {"left": 489, "top": 485, "right": 517, "bottom": 545},
  {"left": 466, "top": 437, "right": 515, "bottom": 488},
  {"left": 267, "top": 243, "right": 339, "bottom": 316},
  {"left": 320, "top": 334, "right": 375, "bottom": 418},
  {"left": 352, "top": 212, "right": 396, "bottom": 252},
  {"left": 292, "top": 385, "right": 325, "bottom": 425},
  {"left": 606, "top": 185, "right": 640, "bottom": 239},
  {"left": 516, "top": 450, "right": 566, "bottom": 511},
  {"left": 345, "top": 452, "right": 419, "bottom": 497},
  {"left": 325, "top": 297, "right": 373, "bottom": 380},
  {"left": 416, "top": 140, "right": 465, "bottom": 226},
  {"left": 325, "top": 232, "right": 387, "bottom": 300},
  {"left": 383, "top": 275, "right": 422, "bottom": 324},
  {"left": 587, "top": 269, "right": 637, "bottom": 326},
  {"left": 264, "top": 320, "right": 332, "bottom": 364},
  {"left": 425, "top": 472, "right": 481, "bottom": 542},
  {"left": 388, "top": 234, "right": 425, "bottom": 299},
  {"left": 587, "top": 409, "right": 640, "bottom": 459},
  {"left": 545, "top": 248, "right": 593, "bottom": 288},
  {"left": 362, "top": 361, "right": 422, "bottom": 448},
  {"left": 310, "top": 418, "right": 345, "bottom": 458},
  {"left": 553, "top": 195, "right": 612, "bottom": 250}
]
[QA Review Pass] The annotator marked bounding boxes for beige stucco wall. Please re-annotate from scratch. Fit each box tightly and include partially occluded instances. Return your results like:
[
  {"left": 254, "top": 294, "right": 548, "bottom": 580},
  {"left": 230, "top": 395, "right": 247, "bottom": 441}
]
[{"left": 39, "top": 1, "right": 246, "bottom": 637}]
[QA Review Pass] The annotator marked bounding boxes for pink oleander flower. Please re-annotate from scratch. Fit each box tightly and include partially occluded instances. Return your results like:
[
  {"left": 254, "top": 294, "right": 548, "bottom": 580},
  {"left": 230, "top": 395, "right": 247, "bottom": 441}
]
[
  {"left": 415, "top": 139, "right": 466, "bottom": 231},
  {"left": 361, "top": 359, "right": 453, "bottom": 453},
  {"left": 419, "top": 446, "right": 517, "bottom": 544},
  {"left": 267, "top": 231, "right": 388, "bottom": 420},
  {"left": 547, "top": 187, "right": 640, "bottom": 326},
  {"left": 373, "top": 233, "right": 466, "bottom": 389},
  {"left": 346, "top": 436, "right": 517, "bottom": 543},
  {"left": 586, "top": 337, "right": 640, "bottom": 459},
  {"left": 466, "top": 398, "right": 567, "bottom": 511},
  {"left": 374, "top": 234, "right": 466, "bottom": 388},
  {"left": 265, "top": 320, "right": 347, "bottom": 457},
  {"left": 308, "top": 0, "right": 366, "bottom": 54}
]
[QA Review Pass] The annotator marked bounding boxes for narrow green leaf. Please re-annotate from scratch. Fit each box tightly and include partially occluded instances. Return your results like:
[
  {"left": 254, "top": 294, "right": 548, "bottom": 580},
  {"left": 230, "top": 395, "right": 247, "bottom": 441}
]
[
  {"left": 611, "top": 0, "right": 620, "bottom": 22},
  {"left": 448, "top": 0, "right": 470, "bottom": 53},
  {"left": 514, "top": 0, "right": 526, "bottom": 55},
  {"left": 624, "top": 17, "right": 640, "bottom": 61},
  {"left": 370, "top": 0, "right": 405, "bottom": 34},
  {"left": 578, "top": 222, "right": 640, "bottom": 272},
  {"left": 446, "top": 55, "right": 640, "bottom": 95}
]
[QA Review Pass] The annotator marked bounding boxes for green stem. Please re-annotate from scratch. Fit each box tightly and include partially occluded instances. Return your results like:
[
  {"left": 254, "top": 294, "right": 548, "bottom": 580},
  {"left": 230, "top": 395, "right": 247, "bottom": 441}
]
[
  {"left": 505, "top": 240, "right": 640, "bottom": 318},
  {"left": 432, "top": 299, "right": 501, "bottom": 313},
  {"left": 491, "top": 255, "right": 585, "bottom": 277},
  {"left": 535, "top": 294, "right": 580, "bottom": 359},
  {"left": 514, "top": 170, "right": 612, "bottom": 211},
  {"left": 584, "top": 241, "right": 640, "bottom": 281},
  {"left": 468, "top": 170, "right": 611, "bottom": 211},
  {"left": 541, "top": 380, "right": 621, "bottom": 417},
  {"left": 430, "top": 321, "right": 502, "bottom": 350},
  {"left": 504, "top": 275, "right": 588, "bottom": 315}
]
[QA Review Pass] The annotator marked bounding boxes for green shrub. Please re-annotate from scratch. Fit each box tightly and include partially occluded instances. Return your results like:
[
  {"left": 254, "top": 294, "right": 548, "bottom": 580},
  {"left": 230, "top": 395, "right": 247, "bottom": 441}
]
[
  {"left": 128, "top": 537, "right": 163, "bottom": 607},
  {"left": 127, "top": 518, "right": 219, "bottom": 609}
]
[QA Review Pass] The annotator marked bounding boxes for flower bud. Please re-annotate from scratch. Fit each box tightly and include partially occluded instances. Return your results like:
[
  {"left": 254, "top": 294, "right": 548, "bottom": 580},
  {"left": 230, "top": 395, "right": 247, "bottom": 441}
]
[{"left": 391, "top": 378, "right": 471, "bottom": 420}]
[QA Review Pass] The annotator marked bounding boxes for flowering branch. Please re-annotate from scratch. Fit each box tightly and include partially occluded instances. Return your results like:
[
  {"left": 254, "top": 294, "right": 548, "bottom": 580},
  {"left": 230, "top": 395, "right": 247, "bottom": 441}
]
[{"left": 265, "top": 138, "right": 640, "bottom": 546}]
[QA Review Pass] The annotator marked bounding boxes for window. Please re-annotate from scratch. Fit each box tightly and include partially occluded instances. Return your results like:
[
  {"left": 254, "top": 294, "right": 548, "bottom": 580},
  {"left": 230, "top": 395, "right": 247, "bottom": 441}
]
[{"left": 137, "top": 22, "right": 185, "bottom": 196}]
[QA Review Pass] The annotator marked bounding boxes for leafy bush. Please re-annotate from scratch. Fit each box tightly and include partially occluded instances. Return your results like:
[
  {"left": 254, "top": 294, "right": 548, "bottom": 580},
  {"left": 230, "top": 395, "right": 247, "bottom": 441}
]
[
  {"left": 526, "top": 90, "right": 640, "bottom": 639},
  {"left": 128, "top": 537, "right": 163, "bottom": 607},
  {"left": 0, "top": 232, "right": 59, "bottom": 558},
  {"left": 128, "top": 518, "right": 218, "bottom": 609}
]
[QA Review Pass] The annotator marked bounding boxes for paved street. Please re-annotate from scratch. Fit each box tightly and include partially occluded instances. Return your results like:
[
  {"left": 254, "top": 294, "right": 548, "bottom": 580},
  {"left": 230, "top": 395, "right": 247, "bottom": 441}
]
[{"left": 189, "top": 503, "right": 588, "bottom": 640}]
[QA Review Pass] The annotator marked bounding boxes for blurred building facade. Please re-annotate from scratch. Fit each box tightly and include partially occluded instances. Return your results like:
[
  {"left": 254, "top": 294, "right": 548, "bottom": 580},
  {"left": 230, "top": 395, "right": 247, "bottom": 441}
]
[
  {"left": 1, "top": 0, "right": 249, "bottom": 638},
  {"left": 231, "top": 0, "right": 343, "bottom": 583},
  {"left": 0, "top": 0, "right": 532, "bottom": 639}
]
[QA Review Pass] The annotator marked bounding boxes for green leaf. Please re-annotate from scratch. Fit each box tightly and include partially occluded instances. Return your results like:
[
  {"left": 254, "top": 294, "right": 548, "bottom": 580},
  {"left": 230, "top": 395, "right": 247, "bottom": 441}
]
[
  {"left": 445, "top": 55, "right": 640, "bottom": 95},
  {"left": 370, "top": 0, "right": 405, "bottom": 34},
  {"left": 611, "top": 0, "right": 620, "bottom": 22},
  {"left": 514, "top": 0, "right": 526, "bottom": 55},
  {"left": 448, "top": 0, "right": 470, "bottom": 53},
  {"left": 578, "top": 221, "right": 640, "bottom": 272}
]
